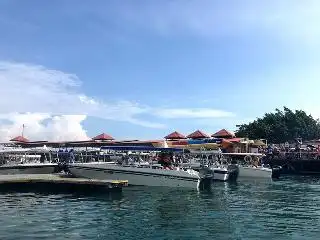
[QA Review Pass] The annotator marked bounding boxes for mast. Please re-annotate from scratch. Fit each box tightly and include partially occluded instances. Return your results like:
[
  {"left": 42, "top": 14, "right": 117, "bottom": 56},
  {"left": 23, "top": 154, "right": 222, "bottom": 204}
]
[{"left": 22, "top": 124, "right": 25, "bottom": 137}]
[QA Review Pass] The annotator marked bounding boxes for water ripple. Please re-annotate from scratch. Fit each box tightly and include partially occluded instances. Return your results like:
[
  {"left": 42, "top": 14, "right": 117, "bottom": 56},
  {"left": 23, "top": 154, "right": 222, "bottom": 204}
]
[{"left": 1, "top": 176, "right": 320, "bottom": 239}]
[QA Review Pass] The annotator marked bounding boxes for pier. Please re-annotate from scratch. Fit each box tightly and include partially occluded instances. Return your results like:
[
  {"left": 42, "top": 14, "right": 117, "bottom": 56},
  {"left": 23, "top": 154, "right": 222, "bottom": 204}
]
[{"left": 0, "top": 174, "right": 128, "bottom": 193}]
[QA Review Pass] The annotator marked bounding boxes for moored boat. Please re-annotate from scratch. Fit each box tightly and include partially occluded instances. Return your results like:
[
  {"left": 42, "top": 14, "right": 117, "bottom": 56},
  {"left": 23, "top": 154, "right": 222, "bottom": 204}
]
[
  {"left": 67, "top": 146, "right": 214, "bottom": 190},
  {"left": 0, "top": 148, "right": 58, "bottom": 175},
  {"left": 222, "top": 153, "right": 279, "bottom": 179},
  {"left": 0, "top": 163, "right": 58, "bottom": 175},
  {"left": 189, "top": 150, "right": 239, "bottom": 182},
  {"left": 67, "top": 162, "right": 213, "bottom": 190},
  {"left": 238, "top": 165, "right": 272, "bottom": 179}
]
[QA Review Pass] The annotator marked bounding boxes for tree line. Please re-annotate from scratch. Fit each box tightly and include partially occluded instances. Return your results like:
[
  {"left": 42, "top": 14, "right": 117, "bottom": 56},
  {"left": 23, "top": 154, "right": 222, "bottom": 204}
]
[{"left": 236, "top": 107, "right": 320, "bottom": 143}]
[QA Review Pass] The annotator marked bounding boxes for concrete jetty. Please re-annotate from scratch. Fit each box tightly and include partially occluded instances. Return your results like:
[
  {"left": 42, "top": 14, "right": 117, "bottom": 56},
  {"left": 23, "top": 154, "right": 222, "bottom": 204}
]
[{"left": 0, "top": 174, "right": 128, "bottom": 193}]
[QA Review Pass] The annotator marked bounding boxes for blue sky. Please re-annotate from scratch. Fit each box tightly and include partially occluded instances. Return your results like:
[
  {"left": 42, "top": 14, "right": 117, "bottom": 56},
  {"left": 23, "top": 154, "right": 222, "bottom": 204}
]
[{"left": 0, "top": 0, "right": 320, "bottom": 141}]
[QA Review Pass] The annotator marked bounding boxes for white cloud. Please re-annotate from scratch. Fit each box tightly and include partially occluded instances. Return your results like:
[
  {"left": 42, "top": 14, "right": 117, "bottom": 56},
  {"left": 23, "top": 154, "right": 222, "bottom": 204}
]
[
  {"left": 0, "top": 61, "right": 165, "bottom": 129},
  {"left": 0, "top": 61, "right": 235, "bottom": 140},
  {"left": 0, "top": 113, "right": 89, "bottom": 142},
  {"left": 152, "top": 108, "right": 234, "bottom": 119}
]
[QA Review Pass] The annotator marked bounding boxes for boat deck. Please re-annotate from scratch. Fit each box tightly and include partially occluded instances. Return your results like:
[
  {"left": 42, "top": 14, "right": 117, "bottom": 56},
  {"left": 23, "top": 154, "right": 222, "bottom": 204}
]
[{"left": 0, "top": 173, "right": 128, "bottom": 193}]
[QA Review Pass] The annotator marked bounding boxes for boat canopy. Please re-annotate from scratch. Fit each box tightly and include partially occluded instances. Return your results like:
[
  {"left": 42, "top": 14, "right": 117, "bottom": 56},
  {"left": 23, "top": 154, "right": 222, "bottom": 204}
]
[
  {"left": 222, "top": 153, "right": 264, "bottom": 156},
  {"left": 187, "top": 138, "right": 222, "bottom": 144},
  {"left": 100, "top": 146, "right": 184, "bottom": 152}
]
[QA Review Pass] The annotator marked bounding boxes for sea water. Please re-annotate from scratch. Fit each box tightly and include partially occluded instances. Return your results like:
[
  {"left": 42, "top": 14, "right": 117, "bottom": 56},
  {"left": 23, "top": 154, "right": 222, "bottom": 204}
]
[{"left": 0, "top": 176, "right": 320, "bottom": 240}]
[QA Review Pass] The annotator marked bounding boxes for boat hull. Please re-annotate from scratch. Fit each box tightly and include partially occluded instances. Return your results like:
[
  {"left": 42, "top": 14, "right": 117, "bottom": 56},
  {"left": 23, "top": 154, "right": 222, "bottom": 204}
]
[
  {"left": 238, "top": 166, "right": 272, "bottom": 179},
  {"left": 0, "top": 164, "right": 58, "bottom": 175},
  {"left": 211, "top": 164, "right": 239, "bottom": 182},
  {"left": 68, "top": 163, "right": 207, "bottom": 189},
  {"left": 212, "top": 169, "right": 229, "bottom": 181}
]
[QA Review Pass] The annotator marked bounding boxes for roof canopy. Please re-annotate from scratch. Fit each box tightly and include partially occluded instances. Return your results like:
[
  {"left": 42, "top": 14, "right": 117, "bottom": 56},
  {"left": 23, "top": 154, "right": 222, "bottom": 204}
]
[
  {"left": 212, "top": 129, "right": 235, "bottom": 138},
  {"left": 164, "top": 131, "right": 186, "bottom": 140},
  {"left": 100, "top": 146, "right": 184, "bottom": 152},
  {"left": 187, "top": 130, "right": 210, "bottom": 139},
  {"left": 10, "top": 136, "right": 29, "bottom": 143},
  {"left": 92, "top": 133, "right": 114, "bottom": 141}
]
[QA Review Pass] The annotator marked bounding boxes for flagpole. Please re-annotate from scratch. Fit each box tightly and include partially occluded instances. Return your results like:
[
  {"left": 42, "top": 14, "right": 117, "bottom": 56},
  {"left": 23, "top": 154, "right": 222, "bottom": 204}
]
[{"left": 22, "top": 124, "right": 25, "bottom": 137}]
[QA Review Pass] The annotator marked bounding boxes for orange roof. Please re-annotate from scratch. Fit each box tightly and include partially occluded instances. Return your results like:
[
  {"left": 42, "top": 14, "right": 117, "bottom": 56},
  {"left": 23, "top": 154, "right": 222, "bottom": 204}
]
[
  {"left": 10, "top": 136, "right": 29, "bottom": 142},
  {"left": 212, "top": 129, "right": 235, "bottom": 138},
  {"left": 187, "top": 130, "right": 210, "bottom": 139},
  {"left": 92, "top": 133, "right": 114, "bottom": 141},
  {"left": 164, "top": 131, "right": 186, "bottom": 140}
]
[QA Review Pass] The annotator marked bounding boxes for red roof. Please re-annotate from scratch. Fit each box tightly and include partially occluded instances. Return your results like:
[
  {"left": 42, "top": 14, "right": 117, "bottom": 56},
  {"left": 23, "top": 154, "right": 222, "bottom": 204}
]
[
  {"left": 164, "top": 131, "right": 186, "bottom": 140},
  {"left": 92, "top": 133, "right": 114, "bottom": 141},
  {"left": 212, "top": 129, "right": 235, "bottom": 138},
  {"left": 10, "top": 136, "right": 29, "bottom": 142},
  {"left": 187, "top": 130, "right": 210, "bottom": 139}
]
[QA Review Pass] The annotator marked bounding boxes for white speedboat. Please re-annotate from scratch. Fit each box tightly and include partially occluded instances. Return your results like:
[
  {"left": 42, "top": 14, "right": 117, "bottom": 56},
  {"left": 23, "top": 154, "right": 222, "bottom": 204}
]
[
  {"left": 211, "top": 167, "right": 229, "bottom": 181},
  {"left": 210, "top": 164, "right": 239, "bottom": 181},
  {"left": 67, "top": 162, "right": 214, "bottom": 190},
  {"left": 187, "top": 150, "right": 239, "bottom": 182},
  {"left": 0, "top": 148, "right": 58, "bottom": 175},
  {"left": 222, "top": 153, "right": 275, "bottom": 179},
  {"left": 238, "top": 165, "right": 272, "bottom": 179},
  {"left": 0, "top": 162, "right": 58, "bottom": 175}
]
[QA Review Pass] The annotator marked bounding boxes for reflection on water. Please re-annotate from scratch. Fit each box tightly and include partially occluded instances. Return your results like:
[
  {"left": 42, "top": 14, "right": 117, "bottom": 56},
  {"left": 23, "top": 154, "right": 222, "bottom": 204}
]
[{"left": 1, "top": 176, "right": 320, "bottom": 239}]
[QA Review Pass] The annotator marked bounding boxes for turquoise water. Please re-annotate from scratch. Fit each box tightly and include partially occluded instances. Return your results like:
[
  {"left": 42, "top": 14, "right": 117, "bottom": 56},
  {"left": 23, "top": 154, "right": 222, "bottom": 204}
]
[{"left": 1, "top": 177, "right": 320, "bottom": 239}]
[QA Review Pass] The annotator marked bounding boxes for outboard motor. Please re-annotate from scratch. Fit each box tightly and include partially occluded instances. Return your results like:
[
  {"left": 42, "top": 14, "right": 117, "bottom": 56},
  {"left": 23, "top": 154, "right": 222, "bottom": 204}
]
[
  {"left": 271, "top": 166, "right": 282, "bottom": 179},
  {"left": 56, "top": 150, "right": 72, "bottom": 174},
  {"left": 198, "top": 177, "right": 213, "bottom": 191},
  {"left": 197, "top": 168, "right": 214, "bottom": 191},
  {"left": 56, "top": 161, "right": 68, "bottom": 173},
  {"left": 227, "top": 163, "right": 239, "bottom": 181}
]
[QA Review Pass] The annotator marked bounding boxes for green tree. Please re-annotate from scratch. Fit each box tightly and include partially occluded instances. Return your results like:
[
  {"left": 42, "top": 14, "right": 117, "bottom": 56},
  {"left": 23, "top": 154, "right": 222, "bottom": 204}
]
[{"left": 236, "top": 107, "right": 320, "bottom": 143}]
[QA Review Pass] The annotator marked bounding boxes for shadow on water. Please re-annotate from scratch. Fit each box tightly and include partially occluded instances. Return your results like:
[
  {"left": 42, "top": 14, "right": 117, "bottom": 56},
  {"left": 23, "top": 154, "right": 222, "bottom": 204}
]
[{"left": 0, "top": 184, "right": 124, "bottom": 203}]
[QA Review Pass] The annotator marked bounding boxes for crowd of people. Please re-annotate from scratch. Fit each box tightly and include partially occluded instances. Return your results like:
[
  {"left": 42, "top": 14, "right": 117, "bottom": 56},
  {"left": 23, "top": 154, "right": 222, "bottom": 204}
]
[{"left": 258, "top": 140, "right": 320, "bottom": 160}]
